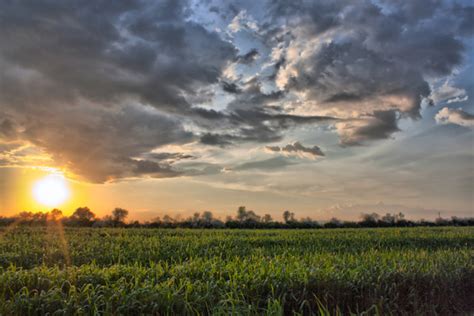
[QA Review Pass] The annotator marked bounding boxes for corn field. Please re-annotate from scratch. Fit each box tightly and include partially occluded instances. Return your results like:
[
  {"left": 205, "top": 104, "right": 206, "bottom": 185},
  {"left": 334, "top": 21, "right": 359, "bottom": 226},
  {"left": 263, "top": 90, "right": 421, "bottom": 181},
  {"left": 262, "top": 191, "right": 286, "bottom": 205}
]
[{"left": 0, "top": 227, "right": 473, "bottom": 315}]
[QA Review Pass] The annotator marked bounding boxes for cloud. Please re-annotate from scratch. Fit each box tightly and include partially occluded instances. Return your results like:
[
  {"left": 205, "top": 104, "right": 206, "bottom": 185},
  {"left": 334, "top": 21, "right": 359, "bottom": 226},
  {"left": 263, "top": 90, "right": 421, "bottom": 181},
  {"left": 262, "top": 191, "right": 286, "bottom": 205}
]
[
  {"left": 454, "top": 5, "right": 474, "bottom": 36},
  {"left": 221, "top": 81, "right": 241, "bottom": 94},
  {"left": 266, "top": 142, "right": 325, "bottom": 159},
  {"left": 0, "top": 0, "right": 234, "bottom": 182},
  {"left": 336, "top": 110, "right": 400, "bottom": 146},
  {"left": 20, "top": 103, "right": 193, "bottom": 182},
  {"left": 0, "top": 119, "right": 18, "bottom": 139},
  {"left": 198, "top": 108, "right": 335, "bottom": 146},
  {"left": 228, "top": 10, "right": 259, "bottom": 33},
  {"left": 236, "top": 48, "right": 259, "bottom": 64},
  {"left": 174, "top": 161, "right": 224, "bottom": 176},
  {"left": 435, "top": 107, "right": 474, "bottom": 128},
  {"left": 430, "top": 80, "right": 468, "bottom": 105},
  {"left": 0, "top": 0, "right": 472, "bottom": 182},
  {"left": 206, "top": 77, "right": 336, "bottom": 145},
  {"left": 144, "top": 152, "right": 195, "bottom": 162},
  {"left": 266, "top": 0, "right": 470, "bottom": 139},
  {"left": 200, "top": 133, "right": 235, "bottom": 147},
  {"left": 233, "top": 156, "right": 295, "bottom": 171},
  {"left": 131, "top": 159, "right": 181, "bottom": 178}
]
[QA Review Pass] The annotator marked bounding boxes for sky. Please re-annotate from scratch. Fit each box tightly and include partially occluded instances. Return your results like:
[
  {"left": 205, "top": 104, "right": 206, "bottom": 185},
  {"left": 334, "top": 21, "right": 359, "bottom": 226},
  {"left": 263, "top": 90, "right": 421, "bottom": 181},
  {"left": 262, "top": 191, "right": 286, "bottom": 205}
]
[{"left": 0, "top": 0, "right": 473, "bottom": 221}]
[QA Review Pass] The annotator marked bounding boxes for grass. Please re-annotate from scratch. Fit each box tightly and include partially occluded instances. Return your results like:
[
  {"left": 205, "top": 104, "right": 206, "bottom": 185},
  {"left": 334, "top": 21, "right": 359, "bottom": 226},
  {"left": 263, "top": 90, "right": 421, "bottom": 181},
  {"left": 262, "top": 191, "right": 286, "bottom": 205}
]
[{"left": 0, "top": 227, "right": 473, "bottom": 315}]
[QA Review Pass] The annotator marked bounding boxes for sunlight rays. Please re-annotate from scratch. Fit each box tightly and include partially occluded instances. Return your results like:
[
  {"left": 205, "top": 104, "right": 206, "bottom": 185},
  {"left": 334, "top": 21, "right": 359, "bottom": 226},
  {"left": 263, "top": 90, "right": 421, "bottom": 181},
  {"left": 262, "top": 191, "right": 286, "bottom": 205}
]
[
  {"left": 1, "top": 215, "right": 71, "bottom": 268},
  {"left": 46, "top": 216, "right": 71, "bottom": 267}
]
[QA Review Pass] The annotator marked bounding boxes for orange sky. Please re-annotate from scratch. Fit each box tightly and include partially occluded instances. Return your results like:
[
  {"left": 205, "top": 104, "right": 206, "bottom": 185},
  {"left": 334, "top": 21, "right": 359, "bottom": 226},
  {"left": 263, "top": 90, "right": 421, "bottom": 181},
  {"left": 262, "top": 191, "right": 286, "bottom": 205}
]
[{"left": 1, "top": 162, "right": 472, "bottom": 222}]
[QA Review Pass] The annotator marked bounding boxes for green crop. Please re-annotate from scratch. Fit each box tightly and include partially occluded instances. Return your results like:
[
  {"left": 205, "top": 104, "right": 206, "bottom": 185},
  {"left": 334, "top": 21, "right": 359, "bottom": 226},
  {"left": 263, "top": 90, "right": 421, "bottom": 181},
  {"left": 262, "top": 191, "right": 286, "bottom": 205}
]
[{"left": 0, "top": 227, "right": 473, "bottom": 315}]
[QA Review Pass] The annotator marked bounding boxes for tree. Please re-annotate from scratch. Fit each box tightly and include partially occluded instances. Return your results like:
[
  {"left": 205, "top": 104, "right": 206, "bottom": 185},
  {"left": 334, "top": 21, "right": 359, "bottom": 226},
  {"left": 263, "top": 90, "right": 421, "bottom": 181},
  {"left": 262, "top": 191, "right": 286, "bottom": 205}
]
[
  {"left": 70, "top": 207, "right": 95, "bottom": 226},
  {"left": 201, "top": 211, "right": 214, "bottom": 224},
  {"left": 245, "top": 210, "right": 260, "bottom": 222},
  {"left": 381, "top": 212, "right": 406, "bottom": 226},
  {"left": 283, "top": 210, "right": 295, "bottom": 223},
  {"left": 237, "top": 206, "right": 247, "bottom": 222},
  {"left": 360, "top": 213, "right": 380, "bottom": 227},
  {"left": 381, "top": 213, "right": 396, "bottom": 225},
  {"left": 112, "top": 208, "right": 129, "bottom": 223},
  {"left": 50, "top": 209, "right": 63, "bottom": 221},
  {"left": 324, "top": 217, "right": 342, "bottom": 228},
  {"left": 162, "top": 215, "right": 174, "bottom": 224},
  {"left": 235, "top": 206, "right": 261, "bottom": 224},
  {"left": 18, "top": 211, "right": 33, "bottom": 221},
  {"left": 262, "top": 214, "right": 273, "bottom": 223}
]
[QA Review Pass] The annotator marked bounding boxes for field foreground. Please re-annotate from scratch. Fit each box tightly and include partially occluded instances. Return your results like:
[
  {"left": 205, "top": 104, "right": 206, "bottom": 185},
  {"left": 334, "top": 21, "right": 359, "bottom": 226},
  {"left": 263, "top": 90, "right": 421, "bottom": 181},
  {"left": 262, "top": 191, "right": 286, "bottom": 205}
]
[{"left": 0, "top": 227, "right": 473, "bottom": 315}]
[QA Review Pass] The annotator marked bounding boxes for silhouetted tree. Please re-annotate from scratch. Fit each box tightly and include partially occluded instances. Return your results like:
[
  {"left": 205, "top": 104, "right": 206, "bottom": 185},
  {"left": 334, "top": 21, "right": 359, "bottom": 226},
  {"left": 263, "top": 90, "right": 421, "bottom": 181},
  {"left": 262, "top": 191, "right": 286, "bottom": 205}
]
[
  {"left": 162, "top": 215, "right": 174, "bottom": 224},
  {"left": 283, "top": 210, "right": 295, "bottom": 223},
  {"left": 360, "top": 213, "right": 380, "bottom": 227},
  {"left": 201, "top": 211, "right": 213, "bottom": 224},
  {"left": 50, "top": 209, "right": 63, "bottom": 221},
  {"left": 233, "top": 207, "right": 261, "bottom": 227},
  {"left": 380, "top": 212, "right": 406, "bottom": 226},
  {"left": 381, "top": 213, "right": 396, "bottom": 225},
  {"left": 262, "top": 214, "right": 273, "bottom": 223},
  {"left": 237, "top": 206, "right": 247, "bottom": 222},
  {"left": 324, "top": 217, "right": 342, "bottom": 228},
  {"left": 245, "top": 210, "right": 260, "bottom": 222},
  {"left": 1, "top": 207, "right": 472, "bottom": 229},
  {"left": 130, "top": 220, "right": 141, "bottom": 228},
  {"left": 18, "top": 211, "right": 33, "bottom": 222},
  {"left": 112, "top": 208, "right": 129, "bottom": 224},
  {"left": 69, "top": 207, "right": 95, "bottom": 226}
]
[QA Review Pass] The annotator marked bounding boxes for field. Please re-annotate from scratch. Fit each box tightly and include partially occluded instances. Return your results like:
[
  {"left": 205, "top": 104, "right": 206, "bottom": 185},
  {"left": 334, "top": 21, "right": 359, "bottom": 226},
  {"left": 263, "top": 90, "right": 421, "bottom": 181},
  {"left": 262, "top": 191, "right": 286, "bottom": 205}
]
[{"left": 0, "top": 227, "right": 473, "bottom": 315}]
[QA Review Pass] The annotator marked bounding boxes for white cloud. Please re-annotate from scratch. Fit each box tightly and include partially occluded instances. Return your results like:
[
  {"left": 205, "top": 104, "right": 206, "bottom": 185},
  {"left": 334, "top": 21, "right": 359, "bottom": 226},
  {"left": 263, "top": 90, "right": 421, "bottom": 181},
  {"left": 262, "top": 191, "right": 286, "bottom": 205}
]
[
  {"left": 435, "top": 107, "right": 474, "bottom": 128},
  {"left": 228, "top": 10, "right": 259, "bottom": 33},
  {"left": 430, "top": 80, "right": 468, "bottom": 105}
]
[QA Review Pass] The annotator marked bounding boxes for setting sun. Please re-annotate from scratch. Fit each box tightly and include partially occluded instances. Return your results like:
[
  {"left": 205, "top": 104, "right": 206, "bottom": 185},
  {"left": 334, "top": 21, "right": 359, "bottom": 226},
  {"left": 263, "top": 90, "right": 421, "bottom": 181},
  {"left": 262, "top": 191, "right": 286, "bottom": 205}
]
[{"left": 32, "top": 174, "right": 70, "bottom": 207}]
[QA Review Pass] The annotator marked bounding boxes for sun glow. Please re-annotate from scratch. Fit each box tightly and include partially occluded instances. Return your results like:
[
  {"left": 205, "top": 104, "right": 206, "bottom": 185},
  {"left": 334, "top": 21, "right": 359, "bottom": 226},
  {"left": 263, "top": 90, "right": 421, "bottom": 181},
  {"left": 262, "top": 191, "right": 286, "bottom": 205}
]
[{"left": 32, "top": 174, "right": 70, "bottom": 207}]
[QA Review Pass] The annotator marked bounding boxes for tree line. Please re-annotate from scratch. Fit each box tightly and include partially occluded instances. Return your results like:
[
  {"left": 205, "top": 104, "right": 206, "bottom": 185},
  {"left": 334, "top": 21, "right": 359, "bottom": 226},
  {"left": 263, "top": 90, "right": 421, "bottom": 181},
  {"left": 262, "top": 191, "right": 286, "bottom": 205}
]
[{"left": 0, "top": 206, "right": 473, "bottom": 229}]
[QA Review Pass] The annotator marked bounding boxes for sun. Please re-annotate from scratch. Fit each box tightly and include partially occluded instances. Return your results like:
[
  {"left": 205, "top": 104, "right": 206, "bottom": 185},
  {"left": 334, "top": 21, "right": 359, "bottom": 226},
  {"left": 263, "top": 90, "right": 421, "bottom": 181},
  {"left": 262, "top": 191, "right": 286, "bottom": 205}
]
[{"left": 32, "top": 174, "right": 70, "bottom": 207}]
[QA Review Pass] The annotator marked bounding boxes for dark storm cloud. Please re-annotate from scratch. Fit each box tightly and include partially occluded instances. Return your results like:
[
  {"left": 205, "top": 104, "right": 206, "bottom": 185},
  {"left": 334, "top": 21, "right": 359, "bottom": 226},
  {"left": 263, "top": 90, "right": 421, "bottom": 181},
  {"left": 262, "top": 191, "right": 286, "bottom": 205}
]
[
  {"left": 265, "top": 0, "right": 472, "bottom": 142},
  {"left": 0, "top": 0, "right": 472, "bottom": 182},
  {"left": 132, "top": 159, "right": 181, "bottom": 178},
  {"left": 454, "top": 5, "right": 474, "bottom": 36},
  {"left": 0, "top": 119, "right": 17, "bottom": 139},
  {"left": 325, "top": 93, "right": 363, "bottom": 104},
  {"left": 266, "top": 142, "right": 325, "bottom": 158},
  {"left": 221, "top": 81, "right": 242, "bottom": 94},
  {"left": 19, "top": 103, "right": 193, "bottom": 183},
  {"left": 281, "top": 39, "right": 431, "bottom": 118},
  {"left": 145, "top": 152, "right": 195, "bottom": 162},
  {"left": 337, "top": 110, "right": 401, "bottom": 146},
  {"left": 199, "top": 107, "right": 336, "bottom": 147},
  {"left": 203, "top": 76, "right": 336, "bottom": 146},
  {"left": 0, "top": 0, "right": 235, "bottom": 181},
  {"left": 200, "top": 133, "right": 235, "bottom": 146}
]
